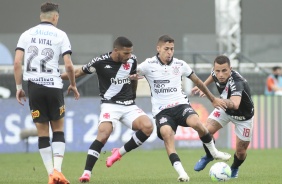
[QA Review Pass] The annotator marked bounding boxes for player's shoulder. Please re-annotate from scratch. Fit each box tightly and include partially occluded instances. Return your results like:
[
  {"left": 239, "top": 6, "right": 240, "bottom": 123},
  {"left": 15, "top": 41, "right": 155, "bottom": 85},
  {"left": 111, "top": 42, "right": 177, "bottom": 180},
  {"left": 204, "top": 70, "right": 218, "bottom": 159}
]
[
  {"left": 91, "top": 52, "right": 111, "bottom": 63},
  {"left": 231, "top": 70, "right": 246, "bottom": 82},
  {"left": 172, "top": 57, "right": 187, "bottom": 65},
  {"left": 143, "top": 56, "right": 158, "bottom": 64}
]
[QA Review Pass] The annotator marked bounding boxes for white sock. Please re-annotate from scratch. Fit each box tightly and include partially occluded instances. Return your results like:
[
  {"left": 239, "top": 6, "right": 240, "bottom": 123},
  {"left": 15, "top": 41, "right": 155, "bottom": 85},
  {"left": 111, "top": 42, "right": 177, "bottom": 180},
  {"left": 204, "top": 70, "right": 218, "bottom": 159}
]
[
  {"left": 204, "top": 140, "right": 218, "bottom": 157},
  {"left": 39, "top": 146, "right": 53, "bottom": 175},
  {"left": 119, "top": 146, "right": 127, "bottom": 156},
  {"left": 83, "top": 170, "right": 91, "bottom": 177},
  {"left": 52, "top": 142, "right": 65, "bottom": 172},
  {"left": 173, "top": 161, "right": 187, "bottom": 176}
]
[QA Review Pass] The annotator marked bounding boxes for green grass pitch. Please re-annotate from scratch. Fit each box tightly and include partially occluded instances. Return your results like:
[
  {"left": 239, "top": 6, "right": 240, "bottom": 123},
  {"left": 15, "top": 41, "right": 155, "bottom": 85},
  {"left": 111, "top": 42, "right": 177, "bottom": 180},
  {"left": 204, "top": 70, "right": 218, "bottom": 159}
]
[{"left": 0, "top": 149, "right": 281, "bottom": 184}]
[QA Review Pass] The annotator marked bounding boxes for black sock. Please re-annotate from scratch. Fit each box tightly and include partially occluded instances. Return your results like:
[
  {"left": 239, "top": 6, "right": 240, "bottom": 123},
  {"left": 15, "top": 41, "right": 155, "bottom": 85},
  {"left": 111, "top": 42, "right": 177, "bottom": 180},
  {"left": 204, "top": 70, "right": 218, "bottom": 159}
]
[
  {"left": 169, "top": 153, "right": 181, "bottom": 166},
  {"left": 85, "top": 140, "right": 104, "bottom": 171},
  {"left": 200, "top": 132, "right": 212, "bottom": 143},
  {"left": 124, "top": 130, "right": 149, "bottom": 152},
  {"left": 231, "top": 153, "right": 245, "bottom": 169},
  {"left": 52, "top": 131, "right": 65, "bottom": 143},
  {"left": 38, "top": 136, "right": 50, "bottom": 149}
]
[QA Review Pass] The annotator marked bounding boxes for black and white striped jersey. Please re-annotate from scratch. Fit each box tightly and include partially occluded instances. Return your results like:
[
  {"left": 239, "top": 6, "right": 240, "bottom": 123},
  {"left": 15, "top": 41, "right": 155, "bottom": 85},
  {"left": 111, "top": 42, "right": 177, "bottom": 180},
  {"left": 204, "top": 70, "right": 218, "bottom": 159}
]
[
  {"left": 211, "top": 69, "right": 254, "bottom": 120},
  {"left": 82, "top": 52, "right": 137, "bottom": 105}
]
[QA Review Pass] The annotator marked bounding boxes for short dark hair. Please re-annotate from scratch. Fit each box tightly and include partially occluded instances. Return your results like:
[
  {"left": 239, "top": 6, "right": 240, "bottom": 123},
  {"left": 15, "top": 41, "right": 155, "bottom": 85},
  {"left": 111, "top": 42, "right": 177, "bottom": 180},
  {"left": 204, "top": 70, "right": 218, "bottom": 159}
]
[
  {"left": 41, "top": 2, "right": 59, "bottom": 13},
  {"left": 214, "top": 55, "right": 230, "bottom": 66},
  {"left": 272, "top": 66, "right": 281, "bottom": 71},
  {"left": 158, "top": 35, "right": 174, "bottom": 44},
  {"left": 113, "top": 37, "right": 133, "bottom": 49}
]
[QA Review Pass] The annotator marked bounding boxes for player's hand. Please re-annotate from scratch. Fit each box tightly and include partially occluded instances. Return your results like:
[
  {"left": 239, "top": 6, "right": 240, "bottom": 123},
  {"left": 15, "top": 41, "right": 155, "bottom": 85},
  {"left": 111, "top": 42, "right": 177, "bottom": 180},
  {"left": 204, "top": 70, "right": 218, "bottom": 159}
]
[
  {"left": 67, "top": 85, "right": 80, "bottom": 100},
  {"left": 212, "top": 97, "right": 227, "bottom": 111},
  {"left": 129, "top": 74, "right": 144, "bottom": 80},
  {"left": 16, "top": 89, "right": 26, "bottom": 106},
  {"left": 191, "top": 86, "right": 205, "bottom": 97}
]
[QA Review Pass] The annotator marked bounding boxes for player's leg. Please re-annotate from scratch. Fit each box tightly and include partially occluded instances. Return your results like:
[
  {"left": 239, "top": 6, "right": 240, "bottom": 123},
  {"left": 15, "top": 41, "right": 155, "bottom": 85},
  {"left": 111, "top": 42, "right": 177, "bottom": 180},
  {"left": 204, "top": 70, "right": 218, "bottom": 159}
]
[
  {"left": 231, "top": 118, "right": 253, "bottom": 178},
  {"left": 186, "top": 114, "right": 231, "bottom": 165},
  {"left": 35, "top": 122, "right": 53, "bottom": 175},
  {"left": 159, "top": 124, "right": 189, "bottom": 182},
  {"left": 106, "top": 106, "right": 153, "bottom": 167},
  {"left": 79, "top": 121, "right": 113, "bottom": 183},
  {"left": 28, "top": 82, "right": 55, "bottom": 183},
  {"left": 45, "top": 87, "right": 69, "bottom": 184}
]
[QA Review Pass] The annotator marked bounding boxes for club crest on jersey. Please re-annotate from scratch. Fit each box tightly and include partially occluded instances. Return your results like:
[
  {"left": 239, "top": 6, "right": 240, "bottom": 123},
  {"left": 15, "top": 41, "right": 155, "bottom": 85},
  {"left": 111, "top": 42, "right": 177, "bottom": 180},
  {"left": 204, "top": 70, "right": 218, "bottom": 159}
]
[
  {"left": 172, "top": 66, "right": 180, "bottom": 75},
  {"left": 123, "top": 63, "right": 130, "bottom": 70},
  {"left": 31, "top": 110, "right": 40, "bottom": 119},
  {"left": 159, "top": 117, "right": 168, "bottom": 124}
]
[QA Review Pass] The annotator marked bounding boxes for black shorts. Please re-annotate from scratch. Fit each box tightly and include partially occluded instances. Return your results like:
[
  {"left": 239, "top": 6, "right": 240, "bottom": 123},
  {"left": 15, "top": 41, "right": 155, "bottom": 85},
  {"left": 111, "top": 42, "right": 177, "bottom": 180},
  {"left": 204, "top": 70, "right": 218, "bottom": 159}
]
[
  {"left": 28, "top": 81, "right": 65, "bottom": 123},
  {"left": 155, "top": 104, "right": 198, "bottom": 140}
]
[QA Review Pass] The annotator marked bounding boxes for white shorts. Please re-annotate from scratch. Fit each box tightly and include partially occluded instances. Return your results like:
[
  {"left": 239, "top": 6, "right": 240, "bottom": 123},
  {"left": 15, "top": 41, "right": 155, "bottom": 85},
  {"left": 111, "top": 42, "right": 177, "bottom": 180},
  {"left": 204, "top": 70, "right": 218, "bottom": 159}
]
[
  {"left": 208, "top": 108, "right": 253, "bottom": 141},
  {"left": 99, "top": 103, "right": 147, "bottom": 129}
]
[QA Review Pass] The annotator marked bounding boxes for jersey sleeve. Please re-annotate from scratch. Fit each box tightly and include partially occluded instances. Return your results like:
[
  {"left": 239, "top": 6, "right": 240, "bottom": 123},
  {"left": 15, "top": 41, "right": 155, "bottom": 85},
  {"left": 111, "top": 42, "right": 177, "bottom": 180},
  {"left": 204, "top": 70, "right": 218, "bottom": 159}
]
[
  {"left": 137, "top": 60, "right": 148, "bottom": 76},
  {"left": 182, "top": 61, "right": 193, "bottom": 77},
  {"left": 130, "top": 57, "right": 137, "bottom": 75},
  {"left": 61, "top": 32, "right": 72, "bottom": 56},
  {"left": 230, "top": 79, "right": 244, "bottom": 97},
  {"left": 82, "top": 58, "right": 97, "bottom": 74},
  {"left": 15, "top": 32, "right": 27, "bottom": 51}
]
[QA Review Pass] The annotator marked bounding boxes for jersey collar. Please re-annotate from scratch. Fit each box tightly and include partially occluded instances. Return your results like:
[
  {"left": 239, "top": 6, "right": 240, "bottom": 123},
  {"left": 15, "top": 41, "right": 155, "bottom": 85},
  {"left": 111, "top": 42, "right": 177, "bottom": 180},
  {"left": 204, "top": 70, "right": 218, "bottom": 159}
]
[
  {"left": 156, "top": 54, "right": 173, "bottom": 65},
  {"left": 40, "top": 21, "right": 54, "bottom": 26}
]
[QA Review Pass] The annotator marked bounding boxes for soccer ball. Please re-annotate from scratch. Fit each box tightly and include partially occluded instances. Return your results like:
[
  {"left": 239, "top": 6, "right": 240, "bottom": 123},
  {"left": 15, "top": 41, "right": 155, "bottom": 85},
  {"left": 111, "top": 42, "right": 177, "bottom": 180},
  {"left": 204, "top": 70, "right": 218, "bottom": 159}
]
[{"left": 209, "top": 162, "right": 231, "bottom": 182}]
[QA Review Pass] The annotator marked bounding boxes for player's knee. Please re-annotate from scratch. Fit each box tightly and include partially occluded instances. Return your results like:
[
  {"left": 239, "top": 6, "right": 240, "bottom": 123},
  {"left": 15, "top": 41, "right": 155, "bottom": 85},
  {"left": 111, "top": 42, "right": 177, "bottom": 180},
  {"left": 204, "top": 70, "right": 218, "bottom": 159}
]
[
  {"left": 160, "top": 126, "right": 174, "bottom": 140},
  {"left": 141, "top": 120, "right": 153, "bottom": 136}
]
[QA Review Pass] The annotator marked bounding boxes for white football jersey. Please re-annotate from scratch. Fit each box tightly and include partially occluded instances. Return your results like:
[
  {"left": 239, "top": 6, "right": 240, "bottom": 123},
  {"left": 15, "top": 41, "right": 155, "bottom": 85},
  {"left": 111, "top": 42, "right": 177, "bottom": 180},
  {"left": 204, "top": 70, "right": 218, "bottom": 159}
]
[
  {"left": 138, "top": 55, "right": 193, "bottom": 116},
  {"left": 16, "top": 22, "right": 72, "bottom": 89}
]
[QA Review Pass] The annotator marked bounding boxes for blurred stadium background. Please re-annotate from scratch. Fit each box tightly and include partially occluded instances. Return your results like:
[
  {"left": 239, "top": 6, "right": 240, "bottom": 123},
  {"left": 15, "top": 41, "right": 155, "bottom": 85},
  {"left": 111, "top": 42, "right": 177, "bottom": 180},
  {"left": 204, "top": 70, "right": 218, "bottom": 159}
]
[{"left": 0, "top": 0, "right": 282, "bottom": 153}]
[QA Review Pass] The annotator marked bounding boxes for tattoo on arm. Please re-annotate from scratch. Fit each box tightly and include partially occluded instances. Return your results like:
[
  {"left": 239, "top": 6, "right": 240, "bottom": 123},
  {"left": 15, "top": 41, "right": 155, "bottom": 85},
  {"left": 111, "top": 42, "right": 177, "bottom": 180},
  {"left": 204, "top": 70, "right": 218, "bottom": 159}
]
[{"left": 224, "top": 99, "right": 234, "bottom": 109}]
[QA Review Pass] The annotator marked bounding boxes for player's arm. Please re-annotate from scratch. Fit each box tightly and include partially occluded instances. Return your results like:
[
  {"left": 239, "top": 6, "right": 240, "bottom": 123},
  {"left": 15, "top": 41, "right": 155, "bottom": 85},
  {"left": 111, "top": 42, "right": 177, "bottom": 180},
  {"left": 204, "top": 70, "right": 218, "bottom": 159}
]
[
  {"left": 62, "top": 54, "right": 80, "bottom": 99},
  {"left": 191, "top": 74, "right": 213, "bottom": 96},
  {"left": 131, "top": 80, "right": 138, "bottom": 100},
  {"left": 61, "top": 64, "right": 86, "bottom": 80},
  {"left": 190, "top": 73, "right": 227, "bottom": 110},
  {"left": 14, "top": 49, "right": 26, "bottom": 105},
  {"left": 222, "top": 96, "right": 241, "bottom": 110}
]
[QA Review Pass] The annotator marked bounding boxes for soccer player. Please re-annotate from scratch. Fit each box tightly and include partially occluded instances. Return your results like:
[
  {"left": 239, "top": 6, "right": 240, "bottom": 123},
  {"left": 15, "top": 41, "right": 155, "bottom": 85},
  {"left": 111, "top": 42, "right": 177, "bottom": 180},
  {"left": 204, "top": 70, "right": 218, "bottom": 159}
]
[
  {"left": 61, "top": 36, "right": 153, "bottom": 183},
  {"left": 131, "top": 35, "right": 231, "bottom": 182},
  {"left": 14, "top": 2, "right": 80, "bottom": 184},
  {"left": 192, "top": 55, "right": 254, "bottom": 178}
]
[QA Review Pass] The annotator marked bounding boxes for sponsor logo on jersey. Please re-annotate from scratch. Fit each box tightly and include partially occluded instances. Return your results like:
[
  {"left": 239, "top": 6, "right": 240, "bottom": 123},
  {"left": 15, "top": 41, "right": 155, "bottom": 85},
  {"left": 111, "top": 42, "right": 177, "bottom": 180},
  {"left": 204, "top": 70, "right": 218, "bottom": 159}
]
[
  {"left": 182, "top": 107, "right": 194, "bottom": 116},
  {"left": 28, "top": 77, "right": 54, "bottom": 85},
  {"left": 104, "top": 65, "right": 112, "bottom": 68},
  {"left": 232, "top": 91, "right": 242, "bottom": 96},
  {"left": 110, "top": 77, "right": 131, "bottom": 85},
  {"left": 158, "top": 102, "right": 179, "bottom": 111},
  {"left": 154, "top": 87, "right": 177, "bottom": 94},
  {"left": 229, "top": 77, "right": 236, "bottom": 91},
  {"left": 116, "top": 100, "right": 134, "bottom": 105},
  {"left": 31, "top": 110, "right": 40, "bottom": 119},
  {"left": 92, "top": 54, "right": 110, "bottom": 62},
  {"left": 30, "top": 29, "right": 58, "bottom": 37},
  {"left": 230, "top": 115, "right": 246, "bottom": 121}
]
